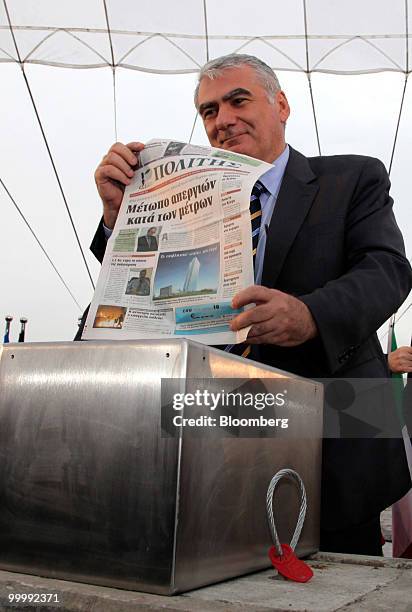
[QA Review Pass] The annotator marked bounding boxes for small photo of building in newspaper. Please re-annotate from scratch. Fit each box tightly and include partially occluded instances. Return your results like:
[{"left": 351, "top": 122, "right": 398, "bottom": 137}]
[
  {"left": 125, "top": 268, "right": 153, "bottom": 297},
  {"left": 153, "top": 243, "right": 219, "bottom": 301},
  {"left": 93, "top": 305, "right": 127, "bottom": 329}
]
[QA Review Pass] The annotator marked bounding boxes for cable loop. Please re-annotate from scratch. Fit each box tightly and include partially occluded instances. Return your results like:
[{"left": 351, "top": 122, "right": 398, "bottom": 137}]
[{"left": 266, "top": 469, "right": 307, "bottom": 557}]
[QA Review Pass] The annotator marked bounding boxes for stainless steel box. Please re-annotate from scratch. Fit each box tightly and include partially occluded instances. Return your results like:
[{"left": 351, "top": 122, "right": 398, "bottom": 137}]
[{"left": 0, "top": 340, "right": 322, "bottom": 594}]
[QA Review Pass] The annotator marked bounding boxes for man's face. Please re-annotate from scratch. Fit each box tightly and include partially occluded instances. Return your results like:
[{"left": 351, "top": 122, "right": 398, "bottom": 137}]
[
  {"left": 197, "top": 65, "right": 290, "bottom": 163},
  {"left": 147, "top": 227, "right": 156, "bottom": 236},
  {"left": 139, "top": 270, "right": 147, "bottom": 278}
]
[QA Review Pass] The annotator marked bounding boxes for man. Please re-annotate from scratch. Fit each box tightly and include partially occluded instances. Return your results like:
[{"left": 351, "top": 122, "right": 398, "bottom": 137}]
[
  {"left": 126, "top": 269, "right": 151, "bottom": 296},
  {"left": 137, "top": 227, "right": 158, "bottom": 252},
  {"left": 86, "top": 54, "right": 412, "bottom": 555}
]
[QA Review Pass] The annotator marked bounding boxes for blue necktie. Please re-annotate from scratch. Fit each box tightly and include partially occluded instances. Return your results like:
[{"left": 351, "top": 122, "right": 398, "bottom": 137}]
[{"left": 225, "top": 180, "right": 264, "bottom": 358}]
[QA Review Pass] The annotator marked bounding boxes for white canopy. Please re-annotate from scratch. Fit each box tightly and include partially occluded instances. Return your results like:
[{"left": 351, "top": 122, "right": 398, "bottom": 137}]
[
  {"left": 1, "top": 0, "right": 411, "bottom": 73},
  {"left": 1, "top": 0, "right": 411, "bottom": 346}
]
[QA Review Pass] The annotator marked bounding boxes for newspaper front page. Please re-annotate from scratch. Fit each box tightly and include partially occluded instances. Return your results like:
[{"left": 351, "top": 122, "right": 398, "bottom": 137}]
[{"left": 82, "top": 139, "right": 271, "bottom": 344}]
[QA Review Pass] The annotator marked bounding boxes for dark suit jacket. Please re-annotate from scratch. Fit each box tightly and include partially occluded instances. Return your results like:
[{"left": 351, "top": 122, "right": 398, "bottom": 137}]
[
  {"left": 137, "top": 234, "right": 158, "bottom": 252},
  {"left": 81, "top": 147, "right": 412, "bottom": 531},
  {"left": 256, "top": 148, "right": 412, "bottom": 531}
]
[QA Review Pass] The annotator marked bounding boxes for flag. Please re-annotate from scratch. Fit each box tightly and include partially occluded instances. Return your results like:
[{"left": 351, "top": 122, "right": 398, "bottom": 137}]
[{"left": 390, "top": 321, "right": 412, "bottom": 558}]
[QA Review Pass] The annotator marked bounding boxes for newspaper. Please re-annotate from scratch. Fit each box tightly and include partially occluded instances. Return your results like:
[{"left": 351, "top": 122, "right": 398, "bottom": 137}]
[{"left": 82, "top": 139, "right": 271, "bottom": 344}]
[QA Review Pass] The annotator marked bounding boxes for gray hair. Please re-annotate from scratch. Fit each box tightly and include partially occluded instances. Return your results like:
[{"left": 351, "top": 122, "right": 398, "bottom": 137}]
[{"left": 194, "top": 54, "right": 281, "bottom": 108}]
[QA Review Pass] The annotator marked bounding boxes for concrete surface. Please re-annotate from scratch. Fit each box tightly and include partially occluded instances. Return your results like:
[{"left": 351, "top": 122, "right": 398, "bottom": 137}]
[{"left": 0, "top": 553, "right": 411, "bottom": 611}]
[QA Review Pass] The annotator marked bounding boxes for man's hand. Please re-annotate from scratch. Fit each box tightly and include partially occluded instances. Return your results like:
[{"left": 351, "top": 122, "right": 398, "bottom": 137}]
[
  {"left": 388, "top": 346, "right": 412, "bottom": 374},
  {"left": 230, "top": 285, "right": 317, "bottom": 347},
  {"left": 94, "top": 141, "right": 145, "bottom": 229}
]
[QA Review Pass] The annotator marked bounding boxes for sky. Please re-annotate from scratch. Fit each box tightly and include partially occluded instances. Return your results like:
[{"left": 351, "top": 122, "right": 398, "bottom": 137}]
[{"left": 1, "top": 64, "right": 411, "bottom": 349}]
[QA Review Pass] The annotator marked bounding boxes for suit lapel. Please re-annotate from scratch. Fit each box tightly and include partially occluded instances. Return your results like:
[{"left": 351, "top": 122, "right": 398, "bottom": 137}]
[{"left": 262, "top": 147, "right": 319, "bottom": 288}]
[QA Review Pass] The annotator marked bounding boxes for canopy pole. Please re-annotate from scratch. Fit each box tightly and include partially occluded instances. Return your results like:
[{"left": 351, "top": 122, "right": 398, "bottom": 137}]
[
  {"left": 303, "top": 0, "right": 322, "bottom": 156},
  {"left": 381, "top": 2, "right": 410, "bottom": 345},
  {"left": 388, "top": 0, "right": 409, "bottom": 176},
  {"left": 188, "top": 0, "right": 210, "bottom": 144},
  {"left": 188, "top": 113, "right": 198, "bottom": 144},
  {"left": 202, "top": 0, "right": 210, "bottom": 62},
  {"left": 0, "top": 177, "right": 82, "bottom": 311},
  {"left": 306, "top": 74, "right": 322, "bottom": 156},
  {"left": 112, "top": 68, "right": 118, "bottom": 142},
  {"left": 102, "top": 0, "right": 118, "bottom": 141},
  {"left": 388, "top": 73, "right": 409, "bottom": 176},
  {"left": 3, "top": 0, "right": 95, "bottom": 290}
]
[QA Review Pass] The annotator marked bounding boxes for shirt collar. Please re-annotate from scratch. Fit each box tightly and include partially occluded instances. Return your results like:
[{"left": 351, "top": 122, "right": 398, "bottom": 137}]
[{"left": 258, "top": 144, "right": 290, "bottom": 196}]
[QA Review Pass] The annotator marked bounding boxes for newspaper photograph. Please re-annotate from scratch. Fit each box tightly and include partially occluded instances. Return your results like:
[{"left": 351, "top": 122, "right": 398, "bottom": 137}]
[{"left": 82, "top": 139, "right": 271, "bottom": 344}]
